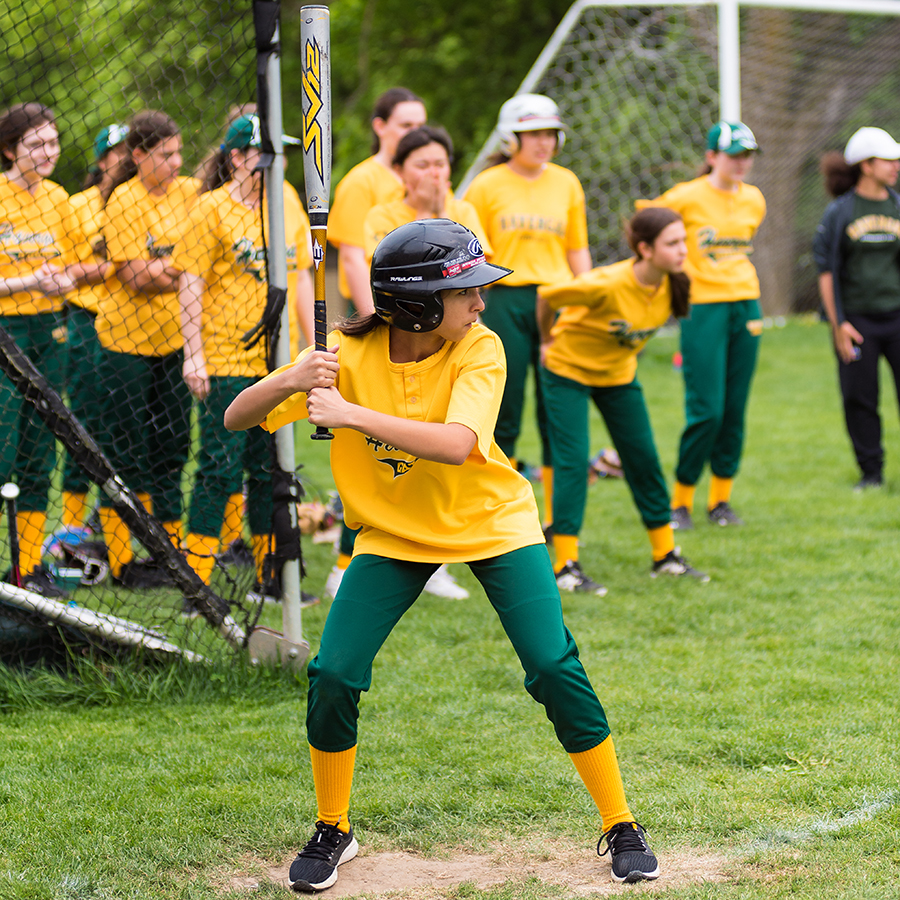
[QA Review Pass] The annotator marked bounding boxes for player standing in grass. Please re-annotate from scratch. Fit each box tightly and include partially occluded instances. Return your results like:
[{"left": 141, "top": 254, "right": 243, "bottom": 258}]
[
  {"left": 642, "top": 121, "right": 766, "bottom": 530},
  {"left": 93, "top": 110, "right": 199, "bottom": 587},
  {"left": 463, "top": 93, "right": 592, "bottom": 542},
  {"left": 814, "top": 126, "right": 900, "bottom": 491},
  {"left": 177, "top": 114, "right": 317, "bottom": 603},
  {"left": 538, "top": 208, "right": 708, "bottom": 592},
  {"left": 326, "top": 88, "right": 468, "bottom": 602},
  {"left": 0, "top": 102, "right": 80, "bottom": 597},
  {"left": 224, "top": 219, "right": 660, "bottom": 890}
]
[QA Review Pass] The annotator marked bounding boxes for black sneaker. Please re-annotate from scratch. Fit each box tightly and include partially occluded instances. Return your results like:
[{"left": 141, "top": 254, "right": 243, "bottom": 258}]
[
  {"left": 598, "top": 821, "right": 659, "bottom": 883},
  {"left": 218, "top": 538, "right": 255, "bottom": 567},
  {"left": 651, "top": 549, "right": 710, "bottom": 582},
  {"left": 854, "top": 474, "right": 883, "bottom": 492},
  {"left": 22, "top": 565, "right": 70, "bottom": 599},
  {"left": 116, "top": 558, "right": 175, "bottom": 589},
  {"left": 542, "top": 523, "right": 554, "bottom": 544},
  {"left": 670, "top": 506, "right": 693, "bottom": 530},
  {"left": 707, "top": 501, "right": 743, "bottom": 527},
  {"left": 555, "top": 560, "right": 607, "bottom": 597},
  {"left": 289, "top": 821, "right": 358, "bottom": 892}
]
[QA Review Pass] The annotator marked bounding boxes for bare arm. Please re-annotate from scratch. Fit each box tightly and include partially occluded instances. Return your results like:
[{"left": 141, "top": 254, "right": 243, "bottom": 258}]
[
  {"left": 178, "top": 271, "right": 209, "bottom": 399},
  {"left": 567, "top": 247, "right": 592, "bottom": 277},
  {"left": 117, "top": 258, "right": 181, "bottom": 294},
  {"left": 65, "top": 261, "right": 111, "bottom": 286},
  {"left": 306, "top": 386, "right": 477, "bottom": 465},
  {"left": 339, "top": 244, "right": 375, "bottom": 316},
  {"left": 819, "top": 271, "right": 862, "bottom": 364}
]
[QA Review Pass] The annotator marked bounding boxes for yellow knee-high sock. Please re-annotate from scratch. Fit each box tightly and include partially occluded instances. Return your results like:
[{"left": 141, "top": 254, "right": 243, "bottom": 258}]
[
  {"left": 162, "top": 520, "right": 183, "bottom": 548},
  {"left": 251, "top": 534, "right": 272, "bottom": 582},
  {"left": 185, "top": 533, "right": 219, "bottom": 585},
  {"left": 99, "top": 508, "right": 134, "bottom": 578},
  {"left": 647, "top": 524, "right": 676, "bottom": 562},
  {"left": 61, "top": 491, "right": 88, "bottom": 528},
  {"left": 553, "top": 534, "right": 579, "bottom": 573},
  {"left": 17, "top": 510, "right": 46, "bottom": 576},
  {"left": 542, "top": 466, "right": 554, "bottom": 528},
  {"left": 309, "top": 745, "right": 357, "bottom": 833},
  {"left": 336, "top": 552, "right": 351, "bottom": 570},
  {"left": 672, "top": 482, "right": 695, "bottom": 512},
  {"left": 708, "top": 476, "right": 733, "bottom": 510},
  {"left": 219, "top": 492, "right": 245, "bottom": 549},
  {"left": 137, "top": 492, "right": 152, "bottom": 514},
  {"left": 569, "top": 736, "right": 633, "bottom": 831}
]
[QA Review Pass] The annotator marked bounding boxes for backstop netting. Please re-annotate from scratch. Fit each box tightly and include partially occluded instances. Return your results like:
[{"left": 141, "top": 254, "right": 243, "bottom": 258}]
[
  {"left": 460, "top": 1, "right": 900, "bottom": 315},
  {"left": 0, "top": 1, "right": 311, "bottom": 666}
]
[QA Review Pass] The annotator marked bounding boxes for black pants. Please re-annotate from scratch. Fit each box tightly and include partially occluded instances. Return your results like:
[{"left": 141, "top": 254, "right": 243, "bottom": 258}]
[{"left": 839, "top": 309, "right": 900, "bottom": 478}]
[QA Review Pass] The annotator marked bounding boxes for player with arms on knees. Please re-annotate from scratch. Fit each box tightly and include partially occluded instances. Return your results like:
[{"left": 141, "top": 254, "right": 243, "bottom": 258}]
[
  {"left": 641, "top": 121, "right": 766, "bottom": 530},
  {"left": 463, "top": 93, "right": 592, "bottom": 544},
  {"left": 225, "top": 219, "right": 660, "bottom": 891},
  {"left": 538, "top": 208, "right": 707, "bottom": 590}
]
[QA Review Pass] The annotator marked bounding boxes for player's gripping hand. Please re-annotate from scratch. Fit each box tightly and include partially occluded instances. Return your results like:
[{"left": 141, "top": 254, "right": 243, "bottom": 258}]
[
  {"left": 306, "top": 385, "right": 351, "bottom": 430},
  {"left": 34, "top": 262, "right": 77, "bottom": 297},
  {"left": 288, "top": 345, "right": 340, "bottom": 393}
]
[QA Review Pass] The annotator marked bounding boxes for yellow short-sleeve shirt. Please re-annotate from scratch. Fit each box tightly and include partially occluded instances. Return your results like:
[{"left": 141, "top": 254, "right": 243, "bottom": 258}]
[
  {"left": 264, "top": 323, "right": 545, "bottom": 562},
  {"left": 67, "top": 185, "right": 111, "bottom": 316}
]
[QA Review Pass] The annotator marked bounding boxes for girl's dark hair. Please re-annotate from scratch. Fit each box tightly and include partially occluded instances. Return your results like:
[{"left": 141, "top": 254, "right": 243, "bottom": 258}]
[
  {"left": 371, "top": 87, "right": 424, "bottom": 154},
  {"left": 334, "top": 312, "right": 387, "bottom": 336},
  {"left": 392, "top": 125, "right": 454, "bottom": 168},
  {"left": 625, "top": 207, "right": 691, "bottom": 319},
  {"left": 102, "top": 109, "right": 180, "bottom": 202},
  {"left": 200, "top": 147, "right": 235, "bottom": 193},
  {"left": 0, "top": 102, "right": 56, "bottom": 172},
  {"left": 820, "top": 150, "right": 860, "bottom": 198}
]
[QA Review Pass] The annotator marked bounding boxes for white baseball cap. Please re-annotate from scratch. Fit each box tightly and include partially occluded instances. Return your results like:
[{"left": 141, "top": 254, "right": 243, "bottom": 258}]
[{"left": 844, "top": 127, "right": 900, "bottom": 166}]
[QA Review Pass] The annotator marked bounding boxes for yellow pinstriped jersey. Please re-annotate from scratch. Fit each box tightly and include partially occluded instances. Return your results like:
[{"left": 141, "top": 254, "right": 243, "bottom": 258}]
[
  {"left": 640, "top": 176, "right": 765, "bottom": 303},
  {"left": 539, "top": 258, "right": 674, "bottom": 387},
  {"left": 99, "top": 176, "right": 200, "bottom": 356},
  {"left": 264, "top": 323, "right": 545, "bottom": 562},
  {"left": 362, "top": 196, "right": 493, "bottom": 263},
  {"left": 175, "top": 183, "right": 313, "bottom": 378},
  {"left": 463, "top": 162, "right": 588, "bottom": 286},
  {"left": 0, "top": 175, "right": 76, "bottom": 316}
]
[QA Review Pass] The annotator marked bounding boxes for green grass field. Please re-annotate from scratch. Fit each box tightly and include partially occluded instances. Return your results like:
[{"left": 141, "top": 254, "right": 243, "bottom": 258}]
[{"left": 2, "top": 316, "right": 899, "bottom": 899}]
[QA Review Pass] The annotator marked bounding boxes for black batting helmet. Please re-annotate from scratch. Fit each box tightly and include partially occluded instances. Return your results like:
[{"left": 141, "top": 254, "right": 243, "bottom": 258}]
[{"left": 370, "top": 219, "right": 511, "bottom": 333}]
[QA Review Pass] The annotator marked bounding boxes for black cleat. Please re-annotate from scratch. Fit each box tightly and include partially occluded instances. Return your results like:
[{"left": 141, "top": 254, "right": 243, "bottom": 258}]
[{"left": 289, "top": 821, "right": 358, "bottom": 892}]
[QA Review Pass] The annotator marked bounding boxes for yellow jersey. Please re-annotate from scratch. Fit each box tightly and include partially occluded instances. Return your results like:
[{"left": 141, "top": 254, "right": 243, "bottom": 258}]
[
  {"left": 640, "top": 176, "right": 766, "bottom": 303},
  {"left": 284, "top": 181, "right": 313, "bottom": 349},
  {"left": 539, "top": 258, "right": 674, "bottom": 387},
  {"left": 0, "top": 175, "right": 75, "bottom": 316},
  {"left": 362, "top": 196, "right": 493, "bottom": 263},
  {"left": 98, "top": 175, "right": 200, "bottom": 356},
  {"left": 67, "top": 185, "right": 111, "bottom": 316},
  {"left": 462, "top": 162, "right": 588, "bottom": 286},
  {"left": 265, "top": 323, "right": 545, "bottom": 562},
  {"left": 328, "top": 156, "right": 404, "bottom": 298},
  {"left": 175, "top": 183, "right": 313, "bottom": 379}
]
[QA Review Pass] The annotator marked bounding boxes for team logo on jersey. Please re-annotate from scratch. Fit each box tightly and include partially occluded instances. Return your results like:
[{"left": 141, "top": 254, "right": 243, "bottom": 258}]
[
  {"left": 697, "top": 227, "right": 753, "bottom": 263},
  {"left": 366, "top": 435, "right": 418, "bottom": 478},
  {"left": 233, "top": 238, "right": 266, "bottom": 281},
  {"left": 146, "top": 233, "right": 175, "bottom": 259},
  {"left": 608, "top": 319, "right": 660, "bottom": 347},
  {"left": 846, "top": 214, "right": 900, "bottom": 243},
  {"left": 0, "top": 221, "right": 60, "bottom": 261}
]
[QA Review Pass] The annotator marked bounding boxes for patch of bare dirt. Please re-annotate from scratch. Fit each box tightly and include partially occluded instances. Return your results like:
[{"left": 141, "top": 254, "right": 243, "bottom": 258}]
[{"left": 224, "top": 837, "right": 734, "bottom": 898}]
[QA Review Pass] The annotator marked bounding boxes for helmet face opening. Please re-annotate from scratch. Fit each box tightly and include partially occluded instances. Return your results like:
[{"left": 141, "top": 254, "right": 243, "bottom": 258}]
[
  {"left": 371, "top": 219, "right": 511, "bottom": 333},
  {"left": 497, "top": 93, "right": 566, "bottom": 156}
]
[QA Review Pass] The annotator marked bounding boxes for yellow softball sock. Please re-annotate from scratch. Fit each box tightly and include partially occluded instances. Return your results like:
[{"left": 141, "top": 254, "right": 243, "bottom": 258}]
[
  {"left": 162, "top": 520, "right": 183, "bottom": 547},
  {"left": 309, "top": 745, "right": 357, "bottom": 833},
  {"left": 708, "top": 475, "right": 733, "bottom": 510},
  {"left": 542, "top": 466, "right": 554, "bottom": 528},
  {"left": 252, "top": 534, "right": 272, "bottom": 582},
  {"left": 61, "top": 491, "right": 88, "bottom": 528},
  {"left": 99, "top": 508, "right": 133, "bottom": 578},
  {"left": 648, "top": 523, "right": 676, "bottom": 562},
  {"left": 569, "top": 736, "right": 633, "bottom": 831},
  {"left": 672, "top": 481, "right": 695, "bottom": 513},
  {"left": 220, "top": 492, "right": 244, "bottom": 549},
  {"left": 553, "top": 534, "right": 579, "bottom": 572},
  {"left": 17, "top": 510, "right": 47, "bottom": 576},
  {"left": 185, "top": 533, "right": 219, "bottom": 585}
]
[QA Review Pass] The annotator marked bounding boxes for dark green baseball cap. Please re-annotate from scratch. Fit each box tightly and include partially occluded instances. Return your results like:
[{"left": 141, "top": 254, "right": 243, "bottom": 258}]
[
  {"left": 222, "top": 114, "right": 302, "bottom": 151},
  {"left": 93, "top": 124, "right": 129, "bottom": 160},
  {"left": 706, "top": 121, "right": 758, "bottom": 155}
]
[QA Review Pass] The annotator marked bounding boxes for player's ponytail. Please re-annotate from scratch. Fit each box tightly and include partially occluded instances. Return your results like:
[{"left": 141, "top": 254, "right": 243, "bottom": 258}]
[
  {"left": 820, "top": 150, "right": 860, "bottom": 198},
  {"left": 625, "top": 207, "right": 691, "bottom": 319},
  {"left": 334, "top": 312, "right": 386, "bottom": 337},
  {"left": 199, "top": 147, "right": 234, "bottom": 193}
]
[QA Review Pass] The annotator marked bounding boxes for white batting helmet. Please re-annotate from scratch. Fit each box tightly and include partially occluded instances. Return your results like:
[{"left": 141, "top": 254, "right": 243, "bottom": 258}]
[{"left": 496, "top": 93, "right": 566, "bottom": 156}]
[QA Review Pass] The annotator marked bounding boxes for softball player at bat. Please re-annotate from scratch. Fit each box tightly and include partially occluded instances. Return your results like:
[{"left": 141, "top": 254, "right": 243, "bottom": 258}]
[
  {"left": 93, "top": 109, "right": 200, "bottom": 588},
  {"left": 362, "top": 125, "right": 491, "bottom": 262},
  {"left": 641, "top": 121, "right": 766, "bottom": 530},
  {"left": 224, "top": 219, "right": 660, "bottom": 890},
  {"left": 0, "top": 102, "right": 82, "bottom": 597},
  {"left": 60, "top": 124, "right": 131, "bottom": 530},
  {"left": 327, "top": 90, "right": 469, "bottom": 602},
  {"left": 538, "top": 208, "right": 708, "bottom": 592},
  {"left": 463, "top": 94, "right": 592, "bottom": 535},
  {"left": 177, "top": 114, "right": 316, "bottom": 602}
]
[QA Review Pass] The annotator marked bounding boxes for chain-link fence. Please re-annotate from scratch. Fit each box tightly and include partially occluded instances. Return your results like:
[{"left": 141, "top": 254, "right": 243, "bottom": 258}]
[{"left": 0, "top": 0, "right": 315, "bottom": 667}]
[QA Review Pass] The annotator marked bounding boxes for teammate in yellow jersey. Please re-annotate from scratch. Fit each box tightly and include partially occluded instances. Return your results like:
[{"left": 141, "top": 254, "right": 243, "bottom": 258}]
[
  {"left": 538, "top": 208, "right": 708, "bottom": 592},
  {"left": 224, "top": 220, "right": 660, "bottom": 891},
  {"left": 640, "top": 121, "right": 766, "bottom": 530},
  {"left": 177, "top": 114, "right": 317, "bottom": 605},
  {"left": 93, "top": 110, "right": 200, "bottom": 588},
  {"left": 363, "top": 125, "right": 491, "bottom": 262},
  {"left": 0, "top": 102, "right": 85, "bottom": 597},
  {"left": 60, "top": 124, "right": 131, "bottom": 530},
  {"left": 463, "top": 94, "right": 591, "bottom": 536}
]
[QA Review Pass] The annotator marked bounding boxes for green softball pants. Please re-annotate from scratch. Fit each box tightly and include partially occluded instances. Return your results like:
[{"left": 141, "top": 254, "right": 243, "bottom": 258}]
[
  {"left": 541, "top": 368, "right": 672, "bottom": 535},
  {"left": 94, "top": 346, "right": 191, "bottom": 523},
  {"left": 188, "top": 376, "right": 273, "bottom": 537},
  {"left": 62, "top": 304, "right": 101, "bottom": 494},
  {"left": 0, "top": 312, "right": 66, "bottom": 511},
  {"left": 480, "top": 284, "right": 552, "bottom": 465},
  {"left": 676, "top": 300, "right": 761, "bottom": 486},
  {"left": 306, "top": 544, "right": 611, "bottom": 754}
]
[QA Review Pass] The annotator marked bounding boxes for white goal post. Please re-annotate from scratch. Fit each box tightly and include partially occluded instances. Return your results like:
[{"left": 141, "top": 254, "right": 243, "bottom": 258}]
[{"left": 459, "top": 0, "right": 900, "bottom": 314}]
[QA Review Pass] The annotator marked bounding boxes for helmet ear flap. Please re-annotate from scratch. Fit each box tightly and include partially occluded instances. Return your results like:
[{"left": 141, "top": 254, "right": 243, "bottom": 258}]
[{"left": 499, "top": 130, "right": 520, "bottom": 157}]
